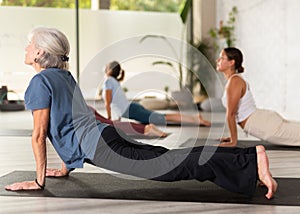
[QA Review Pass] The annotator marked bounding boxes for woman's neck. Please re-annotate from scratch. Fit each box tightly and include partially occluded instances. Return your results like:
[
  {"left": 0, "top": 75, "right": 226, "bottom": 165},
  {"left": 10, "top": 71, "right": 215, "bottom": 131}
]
[
  {"left": 34, "top": 66, "right": 46, "bottom": 73},
  {"left": 224, "top": 70, "right": 237, "bottom": 80}
]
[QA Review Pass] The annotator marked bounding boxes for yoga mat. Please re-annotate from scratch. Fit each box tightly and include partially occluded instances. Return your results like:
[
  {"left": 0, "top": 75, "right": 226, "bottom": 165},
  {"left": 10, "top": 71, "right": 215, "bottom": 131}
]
[
  {"left": 127, "top": 134, "right": 160, "bottom": 139},
  {"left": 0, "top": 171, "right": 298, "bottom": 206},
  {"left": 127, "top": 134, "right": 170, "bottom": 140},
  {"left": 0, "top": 129, "right": 32, "bottom": 137},
  {"left": 179, "top": 138, "right": 300, "bottom": 151},
  {"left": 166, "top": 122, "right": 225, "bottom": 127}
]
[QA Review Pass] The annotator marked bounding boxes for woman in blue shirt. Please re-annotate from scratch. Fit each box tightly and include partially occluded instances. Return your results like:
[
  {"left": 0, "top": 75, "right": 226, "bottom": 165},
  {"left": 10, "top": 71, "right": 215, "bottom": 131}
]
[{"left": 5, "top": 27, "right": 277, "bottom": 199}]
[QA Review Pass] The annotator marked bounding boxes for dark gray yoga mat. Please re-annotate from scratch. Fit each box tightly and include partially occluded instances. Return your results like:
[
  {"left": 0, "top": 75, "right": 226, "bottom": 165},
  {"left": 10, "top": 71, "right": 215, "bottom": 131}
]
[
  {"left": 166, "top": 122, "right": 225, "bottom": 127},
  {"left": 127, "top": 133, "right": 171, "bottom": 140},
  {"left": 0, "top": 171, "right": 298, "bottom": 206},
  {"left": 127, "top": 134, "right": 161, "bottom": 139},
  {"left": 180, "top": 138, "right": 300, "bottom": 151}
]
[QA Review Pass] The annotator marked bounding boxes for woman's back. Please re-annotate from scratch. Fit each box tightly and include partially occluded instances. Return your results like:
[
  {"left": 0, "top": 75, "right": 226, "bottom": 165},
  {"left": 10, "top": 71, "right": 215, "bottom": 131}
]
[{"left": 102, "top": 76, "right": 130, "bottom": 117}]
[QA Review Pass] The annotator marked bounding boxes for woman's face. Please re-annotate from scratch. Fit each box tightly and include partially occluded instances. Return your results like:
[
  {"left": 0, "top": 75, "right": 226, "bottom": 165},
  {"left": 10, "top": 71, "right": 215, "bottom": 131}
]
[
  {"left": 24, "top": 38, "right": 40, "bottom": 65},
  {"left": 105, "top": 66, "right": 112, "bottom": 76},
  {"left": 216, "top": 50, "right": 232, "bottom": 72}
]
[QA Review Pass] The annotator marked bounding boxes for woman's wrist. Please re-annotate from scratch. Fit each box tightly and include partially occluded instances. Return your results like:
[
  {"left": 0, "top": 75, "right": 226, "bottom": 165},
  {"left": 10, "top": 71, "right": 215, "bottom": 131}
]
[{"left": 34, "top": 178, "right": 45, "bottom": 190}]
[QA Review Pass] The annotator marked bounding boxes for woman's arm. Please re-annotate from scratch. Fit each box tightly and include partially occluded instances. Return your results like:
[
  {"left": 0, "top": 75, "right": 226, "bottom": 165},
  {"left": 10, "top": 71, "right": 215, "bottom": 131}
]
[
  {"left": 32, "top": 108, "right": 49, "bottom": 187},
  {"left": 104, "top": 89, "right": 113, "bottom": 119},
  {"left": 5, "top": 108, "right": 49, "bottom": 191},
  {"left": 220, "top": 77, "right": 245, "bottom": 147}
]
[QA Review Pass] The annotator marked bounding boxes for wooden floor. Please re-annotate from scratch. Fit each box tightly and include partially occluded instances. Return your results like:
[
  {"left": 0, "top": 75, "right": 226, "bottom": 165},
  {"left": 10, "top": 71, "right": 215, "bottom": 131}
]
[{"left": 1, "top": 107, "right": 300, "bottom": 214}]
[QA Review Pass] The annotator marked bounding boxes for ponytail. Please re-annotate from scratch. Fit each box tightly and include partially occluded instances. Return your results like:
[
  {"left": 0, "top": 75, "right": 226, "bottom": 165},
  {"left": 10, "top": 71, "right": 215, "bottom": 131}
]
[
  {"left": 237, "top": 66, "right": 244, "bottom": 73},
  {"left": 117, "top": 69, "right": 125, "bottom": 81}
]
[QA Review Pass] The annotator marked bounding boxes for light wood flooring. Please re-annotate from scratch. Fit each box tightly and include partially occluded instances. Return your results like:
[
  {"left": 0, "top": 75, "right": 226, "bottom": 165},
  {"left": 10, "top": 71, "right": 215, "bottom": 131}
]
[{"left": 1, "top": 106, "right": 300, "bottom": 214}]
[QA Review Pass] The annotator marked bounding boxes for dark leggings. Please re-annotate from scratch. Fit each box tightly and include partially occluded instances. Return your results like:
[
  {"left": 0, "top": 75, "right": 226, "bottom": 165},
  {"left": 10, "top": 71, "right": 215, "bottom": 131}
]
[
  {"left": 122, "top": 102, "right": 166, "bottom": 125},
  {"left": 90, "top": 126, "right": 258, "bottom": 196}
]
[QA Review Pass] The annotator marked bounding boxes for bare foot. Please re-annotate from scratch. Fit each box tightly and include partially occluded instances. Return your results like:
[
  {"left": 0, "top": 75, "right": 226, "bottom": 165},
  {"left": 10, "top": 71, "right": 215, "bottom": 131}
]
[
  {"left": 144, "top": 124, "right": 168, "bottom": 137},
  {"left": 256, "top": 145, "right": 278, "bottom": 199},
  {"left": 198, "top": 114, "right": 211, "bottom": 127}
]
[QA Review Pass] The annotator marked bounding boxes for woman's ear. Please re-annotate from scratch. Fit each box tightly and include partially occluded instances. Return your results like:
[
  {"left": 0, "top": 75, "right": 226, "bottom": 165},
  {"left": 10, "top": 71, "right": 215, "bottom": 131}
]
[
  {"left": 106, "top": 69, "right": 112, "bottom": 76},
  {"left": 229, "top": 59, "right": 236, "bottom": 68},
  {"left": 36, "top": 49, "right": 45, "bottom": 57}
]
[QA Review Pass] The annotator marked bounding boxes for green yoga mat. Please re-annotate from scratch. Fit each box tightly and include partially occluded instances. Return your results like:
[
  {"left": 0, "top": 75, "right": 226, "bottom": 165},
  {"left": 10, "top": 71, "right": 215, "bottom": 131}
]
[
  {"left": 0, "top": 171, "right": 299, "bottom": 206},
  {"left": 180, "top": 138, "right": 300, "bottom": 151}
]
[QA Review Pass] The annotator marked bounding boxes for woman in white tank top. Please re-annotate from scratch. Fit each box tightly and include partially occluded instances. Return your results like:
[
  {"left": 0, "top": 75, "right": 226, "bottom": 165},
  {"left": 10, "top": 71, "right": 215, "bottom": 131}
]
[{"left": 217, "top": 47, "right": 300, "bottom": 147}]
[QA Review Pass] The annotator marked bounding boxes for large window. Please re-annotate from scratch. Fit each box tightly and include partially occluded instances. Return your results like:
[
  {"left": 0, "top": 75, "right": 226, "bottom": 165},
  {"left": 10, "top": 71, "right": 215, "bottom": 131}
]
[
  {"left": 0, "top": 0, "right": 183, "bottom": 12},
  {"left": 0, "top": 0, "right": 90, "bottom": 8},
  {"left": 0, "top": 0, "right": 184, "bottom": 99},
  {"left": 110, "top": 0, "right": 183, "bottom": 12}
]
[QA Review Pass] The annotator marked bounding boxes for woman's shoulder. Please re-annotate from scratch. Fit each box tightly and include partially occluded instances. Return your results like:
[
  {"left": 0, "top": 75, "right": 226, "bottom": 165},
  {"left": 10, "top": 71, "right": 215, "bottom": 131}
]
[
  {"left": 105, "top": 76, "right": 119, "bottom": 84},
  {"left": 103, "top": 76, "right": 121, "bottom": 90},
  {"left": 226, "top": 74, "right": 246, "bottom": 90},
  {"left": 39, "top": 68, "right": 69, "bottom": 77},
  {"left": 228, "top": 74, "right": 246, "bottom": 83}
]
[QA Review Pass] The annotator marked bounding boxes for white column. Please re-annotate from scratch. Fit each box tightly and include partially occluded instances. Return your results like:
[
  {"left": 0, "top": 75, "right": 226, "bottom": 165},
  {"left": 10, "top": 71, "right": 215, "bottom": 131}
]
[{"left": 91, "top": 0, "right": 99, "bottom": 10}]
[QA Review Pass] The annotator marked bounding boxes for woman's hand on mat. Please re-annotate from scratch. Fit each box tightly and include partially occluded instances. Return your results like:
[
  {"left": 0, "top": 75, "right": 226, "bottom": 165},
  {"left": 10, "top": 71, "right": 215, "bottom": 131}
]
[
  {"left": 5, "top": 180, "right": 42, "bottom": 191},
  {"left": 218, "top": 137, "right": 231, "bottom": 142},
  {"left": 46, "top": 168, "right": 69, "bottom": 177},
  {"left": 218, "top": 141, "right": 237, "bottom": 147},
  {"left": 218, "top": 137, "right": 237, "bottom": 147}
]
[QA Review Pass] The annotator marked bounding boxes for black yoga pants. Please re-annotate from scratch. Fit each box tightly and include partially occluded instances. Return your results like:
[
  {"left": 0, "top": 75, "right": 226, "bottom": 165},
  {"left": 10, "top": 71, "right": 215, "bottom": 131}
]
[{"left": 90, "top": 126, "right": 258, "bottom": 196}]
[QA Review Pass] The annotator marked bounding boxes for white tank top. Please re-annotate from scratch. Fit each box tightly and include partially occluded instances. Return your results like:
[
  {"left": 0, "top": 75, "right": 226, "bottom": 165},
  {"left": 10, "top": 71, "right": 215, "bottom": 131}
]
[{"left": 222, "top": 74, "right": 257, "bottom": 123}]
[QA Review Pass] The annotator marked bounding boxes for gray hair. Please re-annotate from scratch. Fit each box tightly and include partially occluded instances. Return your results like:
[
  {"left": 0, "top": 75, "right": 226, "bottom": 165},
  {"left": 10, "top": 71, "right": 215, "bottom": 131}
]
[{"left": 29, "top": 27, "right": 70, "bottom": 70}]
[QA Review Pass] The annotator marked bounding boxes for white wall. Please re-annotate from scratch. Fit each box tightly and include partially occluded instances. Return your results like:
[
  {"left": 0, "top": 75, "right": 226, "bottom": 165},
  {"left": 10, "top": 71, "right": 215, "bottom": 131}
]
[
  {"left": 216, "top": 0, "right": 300, "bottom": 119},
  {"left": 79, "top": 10, "right": 185, "bottom": 99},
  {"left": 0, "top": 7, "right": 183, "bottom": 100}
]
